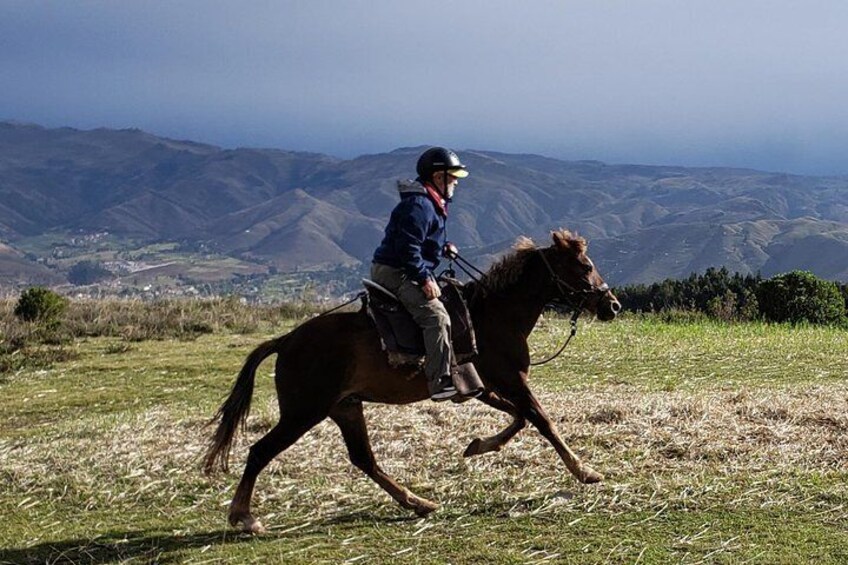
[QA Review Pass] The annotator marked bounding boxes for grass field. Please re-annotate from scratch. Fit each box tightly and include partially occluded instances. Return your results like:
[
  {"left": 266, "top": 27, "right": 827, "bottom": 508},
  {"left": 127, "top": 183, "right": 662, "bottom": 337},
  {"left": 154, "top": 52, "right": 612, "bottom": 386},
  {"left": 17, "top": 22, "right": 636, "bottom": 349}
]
[{"left": 1, "top": 316, "right": 847, "bottom": 564}]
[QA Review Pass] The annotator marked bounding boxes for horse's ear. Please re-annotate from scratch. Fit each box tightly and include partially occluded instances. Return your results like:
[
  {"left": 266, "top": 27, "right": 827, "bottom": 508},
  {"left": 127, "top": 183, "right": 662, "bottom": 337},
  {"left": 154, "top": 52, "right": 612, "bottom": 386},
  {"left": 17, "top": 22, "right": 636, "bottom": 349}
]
[
  {"left": 551, "top": 230, "right": 569, "bottom": 250},
  {"left": 551, "top": 229, "right": 585, "bottom": 254}
]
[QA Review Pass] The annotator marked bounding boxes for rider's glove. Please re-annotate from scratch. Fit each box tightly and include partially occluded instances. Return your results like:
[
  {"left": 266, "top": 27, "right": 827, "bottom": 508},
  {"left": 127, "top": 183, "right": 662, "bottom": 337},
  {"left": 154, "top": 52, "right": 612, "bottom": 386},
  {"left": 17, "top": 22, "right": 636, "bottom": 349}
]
[{"left": 442, "top": 241, "right": 459, "bottom": 260}]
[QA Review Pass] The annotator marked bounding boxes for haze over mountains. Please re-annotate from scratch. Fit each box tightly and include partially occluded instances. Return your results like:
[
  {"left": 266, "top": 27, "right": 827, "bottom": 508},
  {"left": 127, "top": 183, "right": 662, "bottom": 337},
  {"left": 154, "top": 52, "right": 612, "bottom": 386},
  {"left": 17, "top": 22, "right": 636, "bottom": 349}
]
[{"left": 1, "top": 121, "right": 847, "bottom": 292}]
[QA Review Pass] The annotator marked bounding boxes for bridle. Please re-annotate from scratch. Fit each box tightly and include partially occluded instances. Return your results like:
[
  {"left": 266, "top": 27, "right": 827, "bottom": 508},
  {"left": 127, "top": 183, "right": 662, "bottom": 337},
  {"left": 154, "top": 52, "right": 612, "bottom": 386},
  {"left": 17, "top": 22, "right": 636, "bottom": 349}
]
[
  {"left": 530, "top": 248, "right": 611, "bottom": 366},
  {"left": 536, "top": 247, "right": 610, "bottom": 312}
]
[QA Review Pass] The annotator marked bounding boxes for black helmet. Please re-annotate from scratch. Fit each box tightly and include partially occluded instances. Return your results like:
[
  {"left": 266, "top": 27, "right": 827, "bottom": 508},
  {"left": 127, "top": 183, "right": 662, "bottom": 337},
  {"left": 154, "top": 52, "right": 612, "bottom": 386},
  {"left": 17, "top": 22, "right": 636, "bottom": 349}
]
[{"left": 416, "top": 147, "right": 469, "bottom": 181}]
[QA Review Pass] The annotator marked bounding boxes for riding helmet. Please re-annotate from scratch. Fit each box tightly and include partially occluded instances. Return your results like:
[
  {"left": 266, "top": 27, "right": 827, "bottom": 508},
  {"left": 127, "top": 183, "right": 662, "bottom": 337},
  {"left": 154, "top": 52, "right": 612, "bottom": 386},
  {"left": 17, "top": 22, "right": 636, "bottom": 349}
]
[{"left": 416, "top": 147, "right": 469, "bottom": 181}]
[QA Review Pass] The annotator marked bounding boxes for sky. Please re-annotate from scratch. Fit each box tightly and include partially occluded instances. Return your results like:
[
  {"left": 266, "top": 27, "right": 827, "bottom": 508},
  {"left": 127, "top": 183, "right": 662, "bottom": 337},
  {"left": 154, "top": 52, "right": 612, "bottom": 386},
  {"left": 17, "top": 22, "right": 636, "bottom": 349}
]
[{"left": 2, "top": 1, "right": 848, "bottom": 175}]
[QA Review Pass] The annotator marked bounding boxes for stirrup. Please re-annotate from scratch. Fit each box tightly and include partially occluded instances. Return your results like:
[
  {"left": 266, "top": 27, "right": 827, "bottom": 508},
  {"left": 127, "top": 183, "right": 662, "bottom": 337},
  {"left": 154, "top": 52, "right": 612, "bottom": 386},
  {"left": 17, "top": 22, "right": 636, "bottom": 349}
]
[
  {"left": 430, "top": 384, "right": 458, "bottom": 402},
  {"left": 451, "top": 387, "right": 483, "bottom": 404}
]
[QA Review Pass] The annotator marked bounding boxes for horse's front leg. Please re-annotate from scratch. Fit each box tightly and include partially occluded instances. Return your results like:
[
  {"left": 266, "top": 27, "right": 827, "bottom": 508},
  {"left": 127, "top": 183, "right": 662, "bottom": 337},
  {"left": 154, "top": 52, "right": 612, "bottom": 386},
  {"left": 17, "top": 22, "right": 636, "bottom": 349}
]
[
  {"left": 463, "top": 391, "right": 526, "bottom": 457},
  {"left": 507, "top": 381, "right": 603, "bottom": 484}
]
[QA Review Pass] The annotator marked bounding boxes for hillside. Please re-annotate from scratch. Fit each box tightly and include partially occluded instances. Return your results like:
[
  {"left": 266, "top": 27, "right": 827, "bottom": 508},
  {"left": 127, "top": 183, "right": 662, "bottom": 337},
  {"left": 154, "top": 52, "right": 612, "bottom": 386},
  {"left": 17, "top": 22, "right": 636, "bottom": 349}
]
[{"left": 1, "top": 121, "right": 847, "bottom": 294}]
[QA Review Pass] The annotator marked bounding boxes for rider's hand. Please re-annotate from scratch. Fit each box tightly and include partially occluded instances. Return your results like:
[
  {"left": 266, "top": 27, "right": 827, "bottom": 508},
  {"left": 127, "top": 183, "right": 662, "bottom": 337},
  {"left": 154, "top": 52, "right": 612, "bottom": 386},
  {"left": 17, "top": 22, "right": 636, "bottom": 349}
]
[
  {"left": 421, "top": 278, "right": 441, "bottom": 300},
  {"left": 442, "top": 242, "right": 459, "bottom": 260}
]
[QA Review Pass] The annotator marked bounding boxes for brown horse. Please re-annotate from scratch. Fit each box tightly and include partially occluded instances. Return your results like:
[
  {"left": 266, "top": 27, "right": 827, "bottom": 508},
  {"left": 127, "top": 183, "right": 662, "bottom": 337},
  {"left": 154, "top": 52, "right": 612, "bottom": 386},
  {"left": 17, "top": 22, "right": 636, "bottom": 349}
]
[{"left": 204, "top": 229, "right": 621, "bottom": 533}]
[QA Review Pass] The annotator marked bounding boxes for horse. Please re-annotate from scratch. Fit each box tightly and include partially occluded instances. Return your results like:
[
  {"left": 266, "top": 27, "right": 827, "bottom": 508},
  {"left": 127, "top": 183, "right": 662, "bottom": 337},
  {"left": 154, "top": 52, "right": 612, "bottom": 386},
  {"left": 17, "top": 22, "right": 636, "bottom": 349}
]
[{"left": 204, "top": 229, "right": 621, "bottom": 533}]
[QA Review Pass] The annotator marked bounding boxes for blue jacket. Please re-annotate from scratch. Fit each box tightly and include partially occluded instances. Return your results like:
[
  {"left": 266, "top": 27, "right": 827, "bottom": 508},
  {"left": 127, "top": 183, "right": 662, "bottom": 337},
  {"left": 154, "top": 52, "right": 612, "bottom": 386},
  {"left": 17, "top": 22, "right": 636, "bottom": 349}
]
[{"left": 373, "top": 179, "right": 446, "bottom": 283}]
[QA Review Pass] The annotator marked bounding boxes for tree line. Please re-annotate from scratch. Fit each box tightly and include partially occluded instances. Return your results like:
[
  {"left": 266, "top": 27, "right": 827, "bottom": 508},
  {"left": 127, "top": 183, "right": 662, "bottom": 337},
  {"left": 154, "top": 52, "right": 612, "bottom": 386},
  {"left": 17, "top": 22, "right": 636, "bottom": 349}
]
[
  {"left": 9, "top": 266, "right": 848, "bottom": 334},
  {"left": 615, "top": 267, "right": 848, "bottom": 325}
]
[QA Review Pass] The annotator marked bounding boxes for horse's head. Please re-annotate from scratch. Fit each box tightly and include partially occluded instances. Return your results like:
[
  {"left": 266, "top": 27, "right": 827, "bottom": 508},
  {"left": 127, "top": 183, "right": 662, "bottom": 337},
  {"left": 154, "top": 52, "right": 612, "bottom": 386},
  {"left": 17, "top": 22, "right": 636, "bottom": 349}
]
[{"left": 543, "top": 230, "right": 621, "bottom": 321}]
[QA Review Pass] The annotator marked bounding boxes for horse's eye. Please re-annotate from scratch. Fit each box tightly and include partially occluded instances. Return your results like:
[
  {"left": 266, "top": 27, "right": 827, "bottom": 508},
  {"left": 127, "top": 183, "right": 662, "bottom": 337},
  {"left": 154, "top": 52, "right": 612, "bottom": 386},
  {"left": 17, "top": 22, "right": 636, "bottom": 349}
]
[{"left": 583, "top": 263, "right": 594, "bottom": 274}]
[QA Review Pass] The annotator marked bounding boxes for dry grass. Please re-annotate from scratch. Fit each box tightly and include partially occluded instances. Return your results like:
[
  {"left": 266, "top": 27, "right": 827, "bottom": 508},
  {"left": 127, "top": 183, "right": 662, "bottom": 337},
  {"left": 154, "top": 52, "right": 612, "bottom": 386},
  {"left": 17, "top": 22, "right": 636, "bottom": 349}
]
[
  {"left": 224, "top": 387, "right": 848, "bottom": 513},
  {"left": 0, "top": 297, "right": 327, "bottom": 375},
  {"left": 3, "top": 384, "right": 847, "bottom": 562},
  {"left": 0, "top": 296, "right": 323, "bottom": 342}
]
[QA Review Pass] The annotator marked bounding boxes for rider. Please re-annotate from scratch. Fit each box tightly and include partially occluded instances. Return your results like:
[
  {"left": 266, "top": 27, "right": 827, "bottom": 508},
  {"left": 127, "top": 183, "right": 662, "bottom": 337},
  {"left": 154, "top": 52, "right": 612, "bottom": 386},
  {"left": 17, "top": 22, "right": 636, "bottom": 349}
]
[{"left": 372, "top": 147, "right": 469, "bottom": 401}]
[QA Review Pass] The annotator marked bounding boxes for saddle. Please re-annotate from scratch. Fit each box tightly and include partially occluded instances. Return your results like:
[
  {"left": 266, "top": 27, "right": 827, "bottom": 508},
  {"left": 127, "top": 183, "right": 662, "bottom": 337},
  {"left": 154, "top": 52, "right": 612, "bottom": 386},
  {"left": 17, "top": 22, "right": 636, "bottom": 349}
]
[{"left": 361, "top": 277, "right": 483, "bottom": 397}]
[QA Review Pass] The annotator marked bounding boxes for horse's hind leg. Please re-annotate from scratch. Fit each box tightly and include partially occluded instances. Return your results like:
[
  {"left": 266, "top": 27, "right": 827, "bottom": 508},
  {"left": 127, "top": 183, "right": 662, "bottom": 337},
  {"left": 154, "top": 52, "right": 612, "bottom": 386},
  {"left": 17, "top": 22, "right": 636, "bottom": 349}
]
[
  {"left": 229, "top": 409, "right": 327, "bottom": 533},
  {"left": 463, "top": 391, "right": 526, "bottom": 457},
  {"left": 330, "top": 398, "right": 439, "bottom": 517}
]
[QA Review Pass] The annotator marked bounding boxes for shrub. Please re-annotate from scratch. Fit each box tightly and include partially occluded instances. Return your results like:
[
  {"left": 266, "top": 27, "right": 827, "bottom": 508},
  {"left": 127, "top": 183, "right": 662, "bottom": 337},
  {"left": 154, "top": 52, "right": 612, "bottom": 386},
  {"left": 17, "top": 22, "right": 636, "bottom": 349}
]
[
  {"left": 705, "top": 288, "right": 760, "bottom": 322},
  {"left": 757, "top": 271, "right": 845, "bottom": 325},
  {"left": 3, "top": 292, "right": 73, "bottom": 374},
  {"left": 706, "top": 290, "right": 738, "bottom": 322},
  {"left": 14, "top": 287, "right": 68, "bottom": 325},
  {"left": 737, "top": 288, "right": 760, "bottom": 321}
]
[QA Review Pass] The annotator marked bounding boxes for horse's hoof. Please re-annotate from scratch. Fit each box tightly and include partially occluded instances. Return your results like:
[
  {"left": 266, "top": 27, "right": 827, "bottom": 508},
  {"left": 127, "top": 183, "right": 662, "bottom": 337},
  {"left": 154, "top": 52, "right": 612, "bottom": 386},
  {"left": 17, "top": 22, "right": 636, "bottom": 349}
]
[
  {"left": 463, "top": 438, "right": 483, "bottom": 457},
  {"left": 230, "top": 513, "right": 266, "bottom": 534},
  {"left": 241, "top": 516, "right": 266, "bottom": 534},
  {"left": 412, "top": 498, "right": 439, "bottom": 517},
  {"left": 580, "top": 467, "right": 604, "bottom": 484}
]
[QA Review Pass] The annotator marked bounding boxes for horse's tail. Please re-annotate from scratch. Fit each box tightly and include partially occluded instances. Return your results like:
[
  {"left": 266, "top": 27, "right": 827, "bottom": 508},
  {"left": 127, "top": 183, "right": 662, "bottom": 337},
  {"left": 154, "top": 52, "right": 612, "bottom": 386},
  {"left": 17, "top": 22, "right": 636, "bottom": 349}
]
[{"left": 203, "top": 335, "right": 284, "bottom": 474}]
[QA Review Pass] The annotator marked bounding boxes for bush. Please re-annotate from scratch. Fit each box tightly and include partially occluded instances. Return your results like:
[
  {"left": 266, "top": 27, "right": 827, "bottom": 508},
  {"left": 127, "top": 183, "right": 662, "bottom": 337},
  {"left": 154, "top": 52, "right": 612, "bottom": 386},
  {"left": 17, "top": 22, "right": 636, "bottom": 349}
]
[
  {"left": 706, "top": 290, "right": 738, "bottom": 322},
  {"left": 3, "top": 292, "right": 73, "bottom": 374},
  {"left": 757, "top": 271, "right": 845, "bottom": 325},
  {"left": 14, "top": 287, "right": 68, "bottom": 325}
]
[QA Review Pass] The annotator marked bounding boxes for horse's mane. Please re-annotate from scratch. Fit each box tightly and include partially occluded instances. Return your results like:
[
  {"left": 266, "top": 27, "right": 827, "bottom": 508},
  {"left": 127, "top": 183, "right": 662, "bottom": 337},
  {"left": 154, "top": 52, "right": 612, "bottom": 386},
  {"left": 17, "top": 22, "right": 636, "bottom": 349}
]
[
  {"left": 479, "top": 237, "right": 537, "bottom": 294},
  {"left": 479, "top": 229, "right": 586, "bottom": 295}
]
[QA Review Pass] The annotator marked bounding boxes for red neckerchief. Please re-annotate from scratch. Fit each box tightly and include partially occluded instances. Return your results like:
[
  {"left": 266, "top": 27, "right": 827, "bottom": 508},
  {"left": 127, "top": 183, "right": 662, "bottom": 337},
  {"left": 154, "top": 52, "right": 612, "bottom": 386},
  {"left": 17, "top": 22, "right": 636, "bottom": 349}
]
[{"left": 423, "top": 182, "right": 448, "bottom": 217}]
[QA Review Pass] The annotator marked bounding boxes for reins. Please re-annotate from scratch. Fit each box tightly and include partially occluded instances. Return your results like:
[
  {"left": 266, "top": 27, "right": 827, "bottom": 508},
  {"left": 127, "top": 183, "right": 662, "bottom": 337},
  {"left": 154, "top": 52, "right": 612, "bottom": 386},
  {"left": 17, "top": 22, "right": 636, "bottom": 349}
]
[
  {"left": 442, "top": 245, "right": 490, "bottom": 290},
  {"left": 530, "top": 309, "right": 581, "bottom": 366},
  {"left": 449, "top": 252, "right": 488, "bottom": 281},
  {"left": 445, "top": 247, "right": 605, "bottom": 367}
]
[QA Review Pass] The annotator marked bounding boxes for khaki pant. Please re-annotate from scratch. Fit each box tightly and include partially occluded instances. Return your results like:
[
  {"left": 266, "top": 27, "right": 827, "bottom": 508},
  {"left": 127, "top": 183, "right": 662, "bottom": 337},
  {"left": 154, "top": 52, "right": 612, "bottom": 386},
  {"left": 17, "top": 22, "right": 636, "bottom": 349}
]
[{"left": 371, "top": 263, "right": 452, "bottom": 392}]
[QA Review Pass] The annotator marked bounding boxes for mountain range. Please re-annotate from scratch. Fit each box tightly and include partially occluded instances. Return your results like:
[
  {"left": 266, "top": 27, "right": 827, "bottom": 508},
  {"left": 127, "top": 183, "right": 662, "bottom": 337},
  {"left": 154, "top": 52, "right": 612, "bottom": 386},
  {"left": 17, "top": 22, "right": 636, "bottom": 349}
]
[{"left": 1, "top": 121, "right": 847, "bottom": 292}]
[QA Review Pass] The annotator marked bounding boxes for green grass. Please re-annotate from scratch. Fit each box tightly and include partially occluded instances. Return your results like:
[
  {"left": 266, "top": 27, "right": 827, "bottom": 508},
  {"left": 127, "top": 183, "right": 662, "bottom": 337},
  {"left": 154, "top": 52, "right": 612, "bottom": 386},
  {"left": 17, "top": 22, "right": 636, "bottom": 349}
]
[
  {"left": 531, "top": 316, "right": 848, "bottom": 390},
  {"left": 2, "top": 317, "right": 847, "bottom": 564}
]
